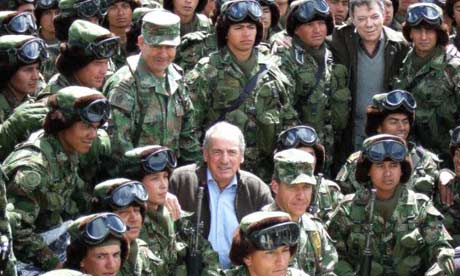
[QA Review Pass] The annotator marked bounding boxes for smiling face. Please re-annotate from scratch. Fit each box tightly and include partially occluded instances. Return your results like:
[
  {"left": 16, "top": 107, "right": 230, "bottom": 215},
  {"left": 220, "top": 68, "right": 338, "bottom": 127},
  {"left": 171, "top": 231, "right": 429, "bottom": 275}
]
[
  {"left": 58, "top": 121, "right": 100, "bottom": 154},
  {"left": 410, "top": 26, "right": 438, "bottom": 57},
  {"left": 377, "top": 113, "right": 411, "bottom": 140},
  {"left": 243, "top": 245, "right": 292, "bottom": 276},
  {"left": 352, "top": 2, "right": 384, "bottom": 45},
  {"left": 139, "top": 36, "right": 176, "bottom": 77}
]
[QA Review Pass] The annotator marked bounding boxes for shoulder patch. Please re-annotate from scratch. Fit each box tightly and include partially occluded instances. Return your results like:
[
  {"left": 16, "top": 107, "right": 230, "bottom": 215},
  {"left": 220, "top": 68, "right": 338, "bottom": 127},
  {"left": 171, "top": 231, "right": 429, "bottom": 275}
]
[
  {"left": 347, "top": 151, "right": 361, "bottom": 163},
  {"left": 14, "top": 170, "right": 41, "bottom": 191}
]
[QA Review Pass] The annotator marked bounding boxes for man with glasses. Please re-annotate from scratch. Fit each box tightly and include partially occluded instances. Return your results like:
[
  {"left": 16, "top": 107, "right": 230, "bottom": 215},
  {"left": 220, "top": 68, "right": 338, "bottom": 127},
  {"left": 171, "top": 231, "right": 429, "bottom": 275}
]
[
  {"left": 263, "top": 148, "right": 337, "bottom": 275},
  {"left": 329, "top": 134, "right": 454, "bottom": 275},
  {"left": 186, "top": 0, "right": 298, "bottom": 182},
  {"left": 330, "top": 0, "right": 409, "bottom": 168},
  {"left": 393, "top": 3, "right": 460, "bottom": 167},
  {"left": 273, "top": 0, "right": 351, "bottom": 173}
]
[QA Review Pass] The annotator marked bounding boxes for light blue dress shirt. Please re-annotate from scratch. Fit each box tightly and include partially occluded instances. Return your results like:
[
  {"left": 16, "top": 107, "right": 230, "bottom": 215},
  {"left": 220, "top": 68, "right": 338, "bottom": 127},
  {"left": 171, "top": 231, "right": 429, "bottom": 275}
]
[{"left": 207, "top": 169, "right": 239, "bottom": 269}]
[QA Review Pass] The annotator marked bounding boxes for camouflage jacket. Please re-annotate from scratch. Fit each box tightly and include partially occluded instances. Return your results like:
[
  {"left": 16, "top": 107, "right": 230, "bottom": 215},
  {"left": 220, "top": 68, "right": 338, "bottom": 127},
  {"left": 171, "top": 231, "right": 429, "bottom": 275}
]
[
  {"left": 38, "top": 73, "right": 76, "bottom": 99},
  {"left": 222, "top": 265, "right": 309, "bottom": 275},
  {"left": 329, "top": 187, "right": 454, "bottom": 275},
  {"left": 393, "top": 46, "right": 460, "bottom": 162},
  {"left": 40, "top": 40, "right": 59, "bottom": 82},
  {"left": 180, "top": 13, "right": 213, "bottom": 37},
  {"left": 0, "top": 168, "right": 17, "bottom": 276},
  {"left": 262, "top": 202, "right": 338, "bottom": 275},
  {"left": 336, "top": 142, "right": 441, "bottom": 197},
  {"left": 273, "top": 36, "right": 351, "bottom": 170},
  {"left": 2, "top": 131, "right": 90, "bottom": 271},
  {"left": 175, "top": 31, "right": 217, "bottom": 73},
  {"left": 310, "top": 177, "right": 344, "bottom": 227},
  {"left": 119, "top": 238, "right": 164, "bottom": 276},
  {"left": 185, "top": 47, "right": 298, "bottom": 181},
  {"left": 104, "top": 54, "right": 201, "bottom": 166}
]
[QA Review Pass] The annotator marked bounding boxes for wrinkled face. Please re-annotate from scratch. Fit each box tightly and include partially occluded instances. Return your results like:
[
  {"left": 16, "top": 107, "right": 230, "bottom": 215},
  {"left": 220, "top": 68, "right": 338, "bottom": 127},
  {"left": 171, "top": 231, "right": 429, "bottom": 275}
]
[
  {"left": 142, "top": 171, "right": 169, "bottom": 209},
  {"left": 115, "top": 206, "right": 143, "bottom": 242},
  {"left": 107, "top": 1, "right": 133, "bottom": 29},
  {"left": 74, "top": 59, "right": 109, "bottom": 89},
  {"left": 377, "top": 113, "right": 410, "bottom": 140},
  {"left": 328, "top": 0, "right": 349, "bottom": 24},
  {"left": 454, "top": 1, "right": 460, "bottom": 26},
  {"left": 352, "top": 3, "right": 384, "bottom": 44},
  {"left": 383, "top": 0, "right": 393, "bottom": 26},
  {"left": 227, "top": 22, "right": 257, "bottom": 54},
  {"left": 173, "top": 0, "right": 200, "bottom": 19},
  {"left": 369, "top": 161, "right": 402, "bottom": 198},
  {"left": 203, "top": 135, "right": 244, "bottom": 188},
  {"left": 243, "top": 245, "right": 291, "bottom": 276},
  {"left": 261, "top": 6, "right": 272, "bottom": 29},
  {"left": 40, "top": 9, "right": 58, "bottom": 34},
  {"left": 272, "top": 181, "right": 312, "bottom": 220},
  {"left": 80, "top": 244, "right": 122, "bottom": 276},
  {"left": 139, "top": 36, "right": 176, "bottom": 77},
  {"left": 410, "top": 26, "right": 437, "bottom": 57},
  {"left": 9, "top": 63, "right": 40, "bottom": 96},
  {"left": 295, "top": 20, "right": 328, "bottom": 49},
  {"left": 59, "top": 121, "right": 100, "bottom": 154}
]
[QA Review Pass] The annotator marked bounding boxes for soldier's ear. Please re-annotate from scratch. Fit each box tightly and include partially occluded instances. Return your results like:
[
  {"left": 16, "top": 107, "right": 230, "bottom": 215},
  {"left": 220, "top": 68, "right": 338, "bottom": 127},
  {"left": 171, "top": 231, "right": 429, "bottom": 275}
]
[
  {"left": 271, "top": 179, "right": 279, "bottom": 194},
  {"left": 243, "top": 255, "right": 253, "bottom": 267},
  {"left": 138, "top": 35, "right": 144, "bottom": 47}
]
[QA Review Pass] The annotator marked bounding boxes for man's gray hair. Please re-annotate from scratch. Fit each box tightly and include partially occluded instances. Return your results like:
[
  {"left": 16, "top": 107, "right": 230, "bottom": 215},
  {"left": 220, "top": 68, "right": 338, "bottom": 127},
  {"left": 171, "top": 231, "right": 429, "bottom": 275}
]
[
  {"left": 203, "top": 121, "right": 246, "bottom": 154},
  {"left": 350, "top": 0, "right": 384, "bottom": 16}
]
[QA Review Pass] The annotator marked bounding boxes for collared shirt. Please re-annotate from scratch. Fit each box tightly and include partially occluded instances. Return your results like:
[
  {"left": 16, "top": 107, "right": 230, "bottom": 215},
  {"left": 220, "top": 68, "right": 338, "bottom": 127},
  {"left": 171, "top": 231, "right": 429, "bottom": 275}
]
[{"left": 207, "top": 169, "right": 239, "bottom": 269}]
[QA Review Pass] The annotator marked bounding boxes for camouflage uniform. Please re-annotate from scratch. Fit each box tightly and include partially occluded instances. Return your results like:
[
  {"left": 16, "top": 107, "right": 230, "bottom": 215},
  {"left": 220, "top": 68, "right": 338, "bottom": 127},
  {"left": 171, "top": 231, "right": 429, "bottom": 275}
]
[
  {"left": 118, "top": 238, "right": 164, "bottom": 276},
  {"left": 40, "top": 42, "right": 59, "bottom": 82},
  {"left": 175, "top": 31, "right": 217, "bottom": 73},
  {"left": 0, "top": 168, "right": 16, "bottom": 276},
  {"left": 222, "top": 265, "right": 309, "bottom": 275},
  {"left": 336, "top": 142, "right": 441, "bottom": 196},
  {"left": 312, "top": 177, "right": 343, "bottom": 225},
  {"left": 393, "top": 46, "right": 460, "bottom": 163},
  {"left": 179, "top": 13, "right": 213, "bottom": 37}
]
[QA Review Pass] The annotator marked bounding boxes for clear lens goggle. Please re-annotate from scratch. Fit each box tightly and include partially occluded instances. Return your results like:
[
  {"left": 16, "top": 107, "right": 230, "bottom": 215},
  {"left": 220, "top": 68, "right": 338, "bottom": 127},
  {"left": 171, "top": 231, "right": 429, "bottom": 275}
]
[
  {"left": 248, "top": 222, "right": 300, "bottom": 250},
  {"left": 222, "top": 0, "right": 263, "bottom": 22},
  {"left": 141, "top": 148, "right": 177, "bottom": 173},
  {"left": 364, "top": 139, "right": 408, "bottom": 162},
  {"left": 294, "top": 0, "right": 329, "bottom": 22},
  {"left": 406, "top": 4, "right": 442, "bottom": 26},
  {"left": 4, "top": 12, "right": 37, "bottom": 35},
  {"left": 109, "top": 181, "right": 148, "bottom": 208},
  {"left": 278, "top": 126, "right": 319, "bottom": 150},
  {"left": 82, "top": 213, "right": 127, "bottom": 245},
  {"left": 78, "top": 99, "right": 110, "bottom": 124},
  {"left": 380, "top": 90, "right": 417, "bottom": 111}
]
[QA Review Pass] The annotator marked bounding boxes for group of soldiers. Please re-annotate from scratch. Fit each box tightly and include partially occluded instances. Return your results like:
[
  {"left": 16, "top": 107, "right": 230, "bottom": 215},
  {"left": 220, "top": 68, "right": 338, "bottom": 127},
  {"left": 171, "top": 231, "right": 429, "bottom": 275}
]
[{"left": 0, "top": 0, "right": 459, "bottom": 274}]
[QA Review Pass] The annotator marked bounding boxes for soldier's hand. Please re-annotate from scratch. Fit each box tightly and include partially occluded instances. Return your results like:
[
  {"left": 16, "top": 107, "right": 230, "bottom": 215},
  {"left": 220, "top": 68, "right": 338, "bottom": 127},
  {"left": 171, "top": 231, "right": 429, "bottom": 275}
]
[
  {"left": 439, "top": 169, "right": 455, "bottom": 206},
  {"left": 165, "top": 192, "right": 181, "bottom": 221},
  {"left": 9, "top": 102, "right": 49, "bottom": 129}
]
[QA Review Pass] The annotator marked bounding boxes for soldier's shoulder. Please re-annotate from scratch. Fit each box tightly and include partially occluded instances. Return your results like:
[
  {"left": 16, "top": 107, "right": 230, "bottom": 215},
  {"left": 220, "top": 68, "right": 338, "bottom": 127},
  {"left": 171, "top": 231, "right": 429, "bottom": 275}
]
[
  {"left": 383, "top": 26, "right": 407, "bottom": 44},
  {"left": 346, "top": 151, "right": 361, "bottom": 163}
]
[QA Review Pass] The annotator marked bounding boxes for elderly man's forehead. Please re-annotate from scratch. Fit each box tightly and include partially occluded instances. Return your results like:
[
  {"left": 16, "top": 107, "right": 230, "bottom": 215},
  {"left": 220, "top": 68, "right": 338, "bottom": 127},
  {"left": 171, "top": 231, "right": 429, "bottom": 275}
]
[{"left": 207, "top": 132, "right": 242, "bottom": 147}]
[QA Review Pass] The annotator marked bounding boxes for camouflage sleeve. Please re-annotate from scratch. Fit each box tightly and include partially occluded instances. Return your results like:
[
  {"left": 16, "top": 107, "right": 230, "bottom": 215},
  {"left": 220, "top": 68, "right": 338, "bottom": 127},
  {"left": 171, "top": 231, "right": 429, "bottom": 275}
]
[
  {"left": 177, "top": 87, "right": 202, "bottom": 164},
  {"left": 272, "top": 46, "right": 297, "bottom": 104},
  {"left": 335, "top": 152, "right": 361, "bottom": 195},
  {"left": 6, "top": 164, "right": 60, "bottom": 270},
  {"left": 316, "top": 220, "right": 338, "bottom": 275},
  {"left": 330, "top": 64, "right": 351, "bottom": 133}
]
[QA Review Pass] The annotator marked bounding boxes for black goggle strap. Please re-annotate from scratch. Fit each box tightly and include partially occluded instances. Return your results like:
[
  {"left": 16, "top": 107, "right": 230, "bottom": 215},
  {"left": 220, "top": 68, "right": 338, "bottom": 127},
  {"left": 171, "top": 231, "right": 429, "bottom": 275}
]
[
  {"left": 109, "top": 181, "right": 148, "bottom": 208},
  {"left": 450, "top": 127, "right": 460, "bottom": 146},
  {"left": 142, "top": 148, "right": 178, "bottom": 173},
  {"left": 78, "top": 98, "right": 110, "bottom": 123},
  {"left": 249, "top": 222, "right": 300, "bottom": 250},
  {"left": 0, "top": 38, "right": 47, "bottom": 64},
  {"left": 83, "top": 213, "right": 126, "bottom": 244},
  {"left": 365, "top": 140, "right": 408, "bottom": 162}
]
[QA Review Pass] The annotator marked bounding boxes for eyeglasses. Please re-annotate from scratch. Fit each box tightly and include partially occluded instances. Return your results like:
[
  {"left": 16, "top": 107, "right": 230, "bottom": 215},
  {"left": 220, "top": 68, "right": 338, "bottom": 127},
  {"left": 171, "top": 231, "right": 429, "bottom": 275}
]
[
  {"left": 406, "top": 4, "right": 442, "bottom": 26},
  {"left": 277, "top": 126, "right": 319, "bottom": 149},
  {"left": 450, "top": 127, "right": 460, "bottom": 146},
  {"left": 0, "top": 38, "right": 48, "bottom": 64},
  {"left": 74, "top": 0, "right": 106, "bottom": 18},
  {"left": 86, "top": 36, "right": 120, "bottom": 58},
  {"left": 109, "top": 181, "right": 148, "bottom": 208},
  {"left": 381, "top": 90, "right": 417, "bottom": 111},
  {"left": 222, "top": 0, "right": 263, "bottom": 22},
  {"left": 364, "top": 139, "right": 408, "bottom": 162},
  {"left": 78, "top": 99, "right": 110, "bottom": 124},
  {"left": 141, "top": 148, "right": 177, "bottom": 173},
  {"left": 294, "top": 0, "right": 329, "bottom": 22},
  {"left": 36, "top": 0, "right": 58, "bottom": 9},
  {"left": 4, "top": 12, "right": 37, "bottom": 35},
  {"left": 249, "top": 222, "right": 300, "bottom": 250},
  {"left": 82, "top": 213, "right": 127, "bottom": 245}
]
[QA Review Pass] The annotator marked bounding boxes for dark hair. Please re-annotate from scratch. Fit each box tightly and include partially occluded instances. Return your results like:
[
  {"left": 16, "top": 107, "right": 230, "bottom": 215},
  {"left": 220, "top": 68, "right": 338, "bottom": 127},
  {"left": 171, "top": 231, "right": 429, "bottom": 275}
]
[
  {"left": 286, "top": 12, "right": 334, "bottom": 37},
  {"left": 102, "top": 0, "right": 140, "bottom": 28},
  {"left": 163, "top": 0, "right": 207, "bottom": 14},
  {"left": 0, "top": 65, "right": 20, "bottom": 88},
  {"left": 215, "top": 15, "right": 263, "bottom": 48},
  {"left": 402, "top": 20, "right": 449, "bottom": 46},
  {"left": 446, "top": 0, "right": 459, "bottom": 22},
  {"left": 125, "top": 21, "right": 142, "bottom": 54},
  {"left": 54, "top": 13, "right": 78, "bottom": 42},
  {"left": 365, "top": 105, "right": 414, "bottom": 136},
  {"left": 349, "top": 0, "right": 384, "bottom": 16}
]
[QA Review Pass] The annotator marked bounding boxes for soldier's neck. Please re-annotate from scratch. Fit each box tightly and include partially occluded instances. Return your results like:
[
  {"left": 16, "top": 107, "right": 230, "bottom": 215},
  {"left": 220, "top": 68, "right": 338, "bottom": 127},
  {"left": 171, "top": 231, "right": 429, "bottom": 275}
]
[
  {"left": 110, "top": 26, "right": 128, "bottom": 44},
  {"left": 178, "top": 13, "right": 194, "bottom": 24},
  {"left": 228, "top": 46, "right": 253, "bottom": 62}
]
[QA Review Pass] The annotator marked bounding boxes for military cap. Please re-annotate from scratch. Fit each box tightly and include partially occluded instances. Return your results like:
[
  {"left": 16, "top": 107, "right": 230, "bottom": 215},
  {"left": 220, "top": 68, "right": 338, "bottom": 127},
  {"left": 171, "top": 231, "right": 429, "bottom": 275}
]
[
  {"left": 142, "top": 9, "right": 180, "bottom": 46},
  {"left": 41, "top": 269, "right": 90, "bottom": 276},
  {"left": 286, "top": 0, "right": 334, "bottom": 36},
  {"left": 0, "top": 34, "right": 35, "bottom": 50},
  {"left": 139, "top": 0, "right": 161, "bottom": 8},
  {"left": 68, "top": 19, "right": 111, "bottom": 47},
  {"left": 273, "top": 149, "right": 316, "bottom": 185},
  {"left": 132, "top": 6, "right": 157, "bottom": 23},
  {"left": 240, "top": 211, "right": 291, "bottom": 233}
]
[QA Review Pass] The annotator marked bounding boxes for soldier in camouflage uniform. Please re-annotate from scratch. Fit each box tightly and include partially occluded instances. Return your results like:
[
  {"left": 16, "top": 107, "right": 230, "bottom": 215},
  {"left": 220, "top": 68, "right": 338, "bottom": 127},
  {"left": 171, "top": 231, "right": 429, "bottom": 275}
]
[
  {"left": 163, "top": 0, "right": 213, "bottom": 36},
  {"left": 393, "top": 3, "right": 460, "bottom": 165},
  {"left": 185, "top": 0, "right": 298, "bottom": 181},
  {"left": 2, "top": 86, "right": 109, "bottom": 271},
  {"left": 0, "top": 168, "right": 16, "bottom": 276},
  {"left": 336, "top": 90, "right": 441, "bottom": 198},
  {"left": 123, "top": 145, "right": 221, "bottom": 275},
  {"left": 273, "top": 0, "right": 351, "bottom": 173},
  {"left": 276, "top": 126, "right": 344, "bottom": 226},
  {"left": 0, "top": 34, "right": 49, "bottom": 160},
  {"left": 263, "top": 149, "right": 338, "bottom": 275},
  {"left": 104, "top": 9, "right": 201, "bottom": 169},
  {"left": 329, "top": 134, "right": 455, "bottom": 275},
  {"left": 64, "top": 213, "right": 130, "bottom": 276},
  {"left": 92, "top": 178, "right": 164, "bottom": 275},
  {"left": 223, "top": 211, "right": 308, "bottom": 276}
]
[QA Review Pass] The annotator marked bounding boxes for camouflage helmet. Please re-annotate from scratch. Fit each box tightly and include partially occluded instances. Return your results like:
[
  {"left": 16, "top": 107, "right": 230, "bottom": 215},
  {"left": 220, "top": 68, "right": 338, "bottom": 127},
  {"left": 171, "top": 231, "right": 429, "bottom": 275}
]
[
  {"left": 273, "top": 148, "right": 316, "bottom": 185},
  {"left": 286, "top": 0, "right": 334, "bottom": 36},
  {"left": 355, "top": 134, "right": 413, "bottom": 184},
  {"left": 0, "top": 34, "right": 47, "bottom": 67},
  {"left": 141, "top": 9, "right": 181, "bottom": 46},
  {"left": 58, "top": 0, "right": 106, "bottom": 18},
  {"left": 41, "top": 269, "right": 91, "bottom": 276},
  {"left": 0, "top": 10, "right": 37, "bottom": 35},
  {"left": 123, "top": 145, "right": 177, "bottom": 179},
  {"left": 139, "top": 0, "right": 162, "bottom": 8},
  {"left": 450, "top": 126, "right": 460, "bottom": 157},
  {"left": 365, "top": 90, "right": 416, "bottom": 136}
]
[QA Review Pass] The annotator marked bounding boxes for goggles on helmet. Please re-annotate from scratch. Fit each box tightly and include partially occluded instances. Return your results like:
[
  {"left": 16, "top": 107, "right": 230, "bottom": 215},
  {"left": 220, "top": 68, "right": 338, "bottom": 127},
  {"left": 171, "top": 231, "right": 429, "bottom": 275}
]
[
  {"left": 248, "top": 222, "right": 300, "bottom": 250},
  {"left": 82, "top": 213, "right": 127, "bottom": 245},
  {"left": 406, "top": 4, "right": 442, "bottom": 26},
  {"left": 4, "top": 12, "right": 37, "bottom": 35},
  {"left": 141, "top": 148, "right": 177, "bottom": 173},
  {"left": 78, "top": 98, "right": 110, "bottom": 124},
  {"left": 0, "top": 38, "right": 48, "bottom": 64},
  {"left": 380, "top": 90, "right": 417, "bottom": 111},
  {"left": 108, "top": 181, "right": 148, "bottom": 208},
  {"left": 85, "top": 36, "right": 120, "bottom": 58},
  {"left": 222, "top": 0, "right": 263, "bottom": 22},
  {"left": 364, "top": 139, "right": 408, "bottom": 162},
  {"left": 450, "top": 127, "right": 460, "bottom": 147},
  {"left": 294, "top": 0, "right": 329, "bottom": 22},
  {"left": 36, "top": 0, "right": 58, "bottom": 9},
  {"left": 74, "top": 0, "right": 106, "bottom": 18},
  {"left": 278, "top": 126, "right": 319, "bottom": 150}
]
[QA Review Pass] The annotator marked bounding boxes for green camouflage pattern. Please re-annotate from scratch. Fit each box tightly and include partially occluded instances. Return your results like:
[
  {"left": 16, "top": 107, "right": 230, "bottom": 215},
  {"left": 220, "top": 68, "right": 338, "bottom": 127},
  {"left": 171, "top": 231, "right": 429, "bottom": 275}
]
[
  {"left": 185, "top": 47, "right": 298, "bottom": 181},
  {"left": 175, "top": 31, "right": 217, "bottom": 73},
  {"left": 262, "top": 202, "right": 338, "bottom": 275},
  {"left": 118, "top": 238, "right": 164, "bottom": 276},
  {"left": 273, "top": 149, "right": 316, "bottom": 185},
  {"left": 142, "top": 9, "right": 180, "bottom": 46},
  {"left": 393, "top": 46, "right": 460, "bottom": 162},
  {"left": 336, "top": 142, "right": 440, "bottom": 196},
  {"left": 0, "top": 168, "right": 17, "bottom": 276},
  {"left": 2, "top": 131, "right": 90, "bottom": 271},
  {"left": 38, "top": 73, "right": 76, "bottom": 99},
  {"left": 179, "top": 13, "right": 213, "bottom": 37},
  {"left": 40, "top": 41, "right": 60, "bottom": 82},
  {"left": 68, "top": 20, "right": 111, "bottom": 47},
  {"left": 273, "top": 36, "right": 351, "bottom": 171},
  {"left": 313, "top": 177, "right": 344, "bottom": 226},
  {"left": 104, "top": 54, "right": 201, "bottom": 166},
  {"left": 329, "top": 187, "right": 454, "bottom": 275},
  {"left": 222, "top": 265, "right": 309, "bottom": 275}
]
